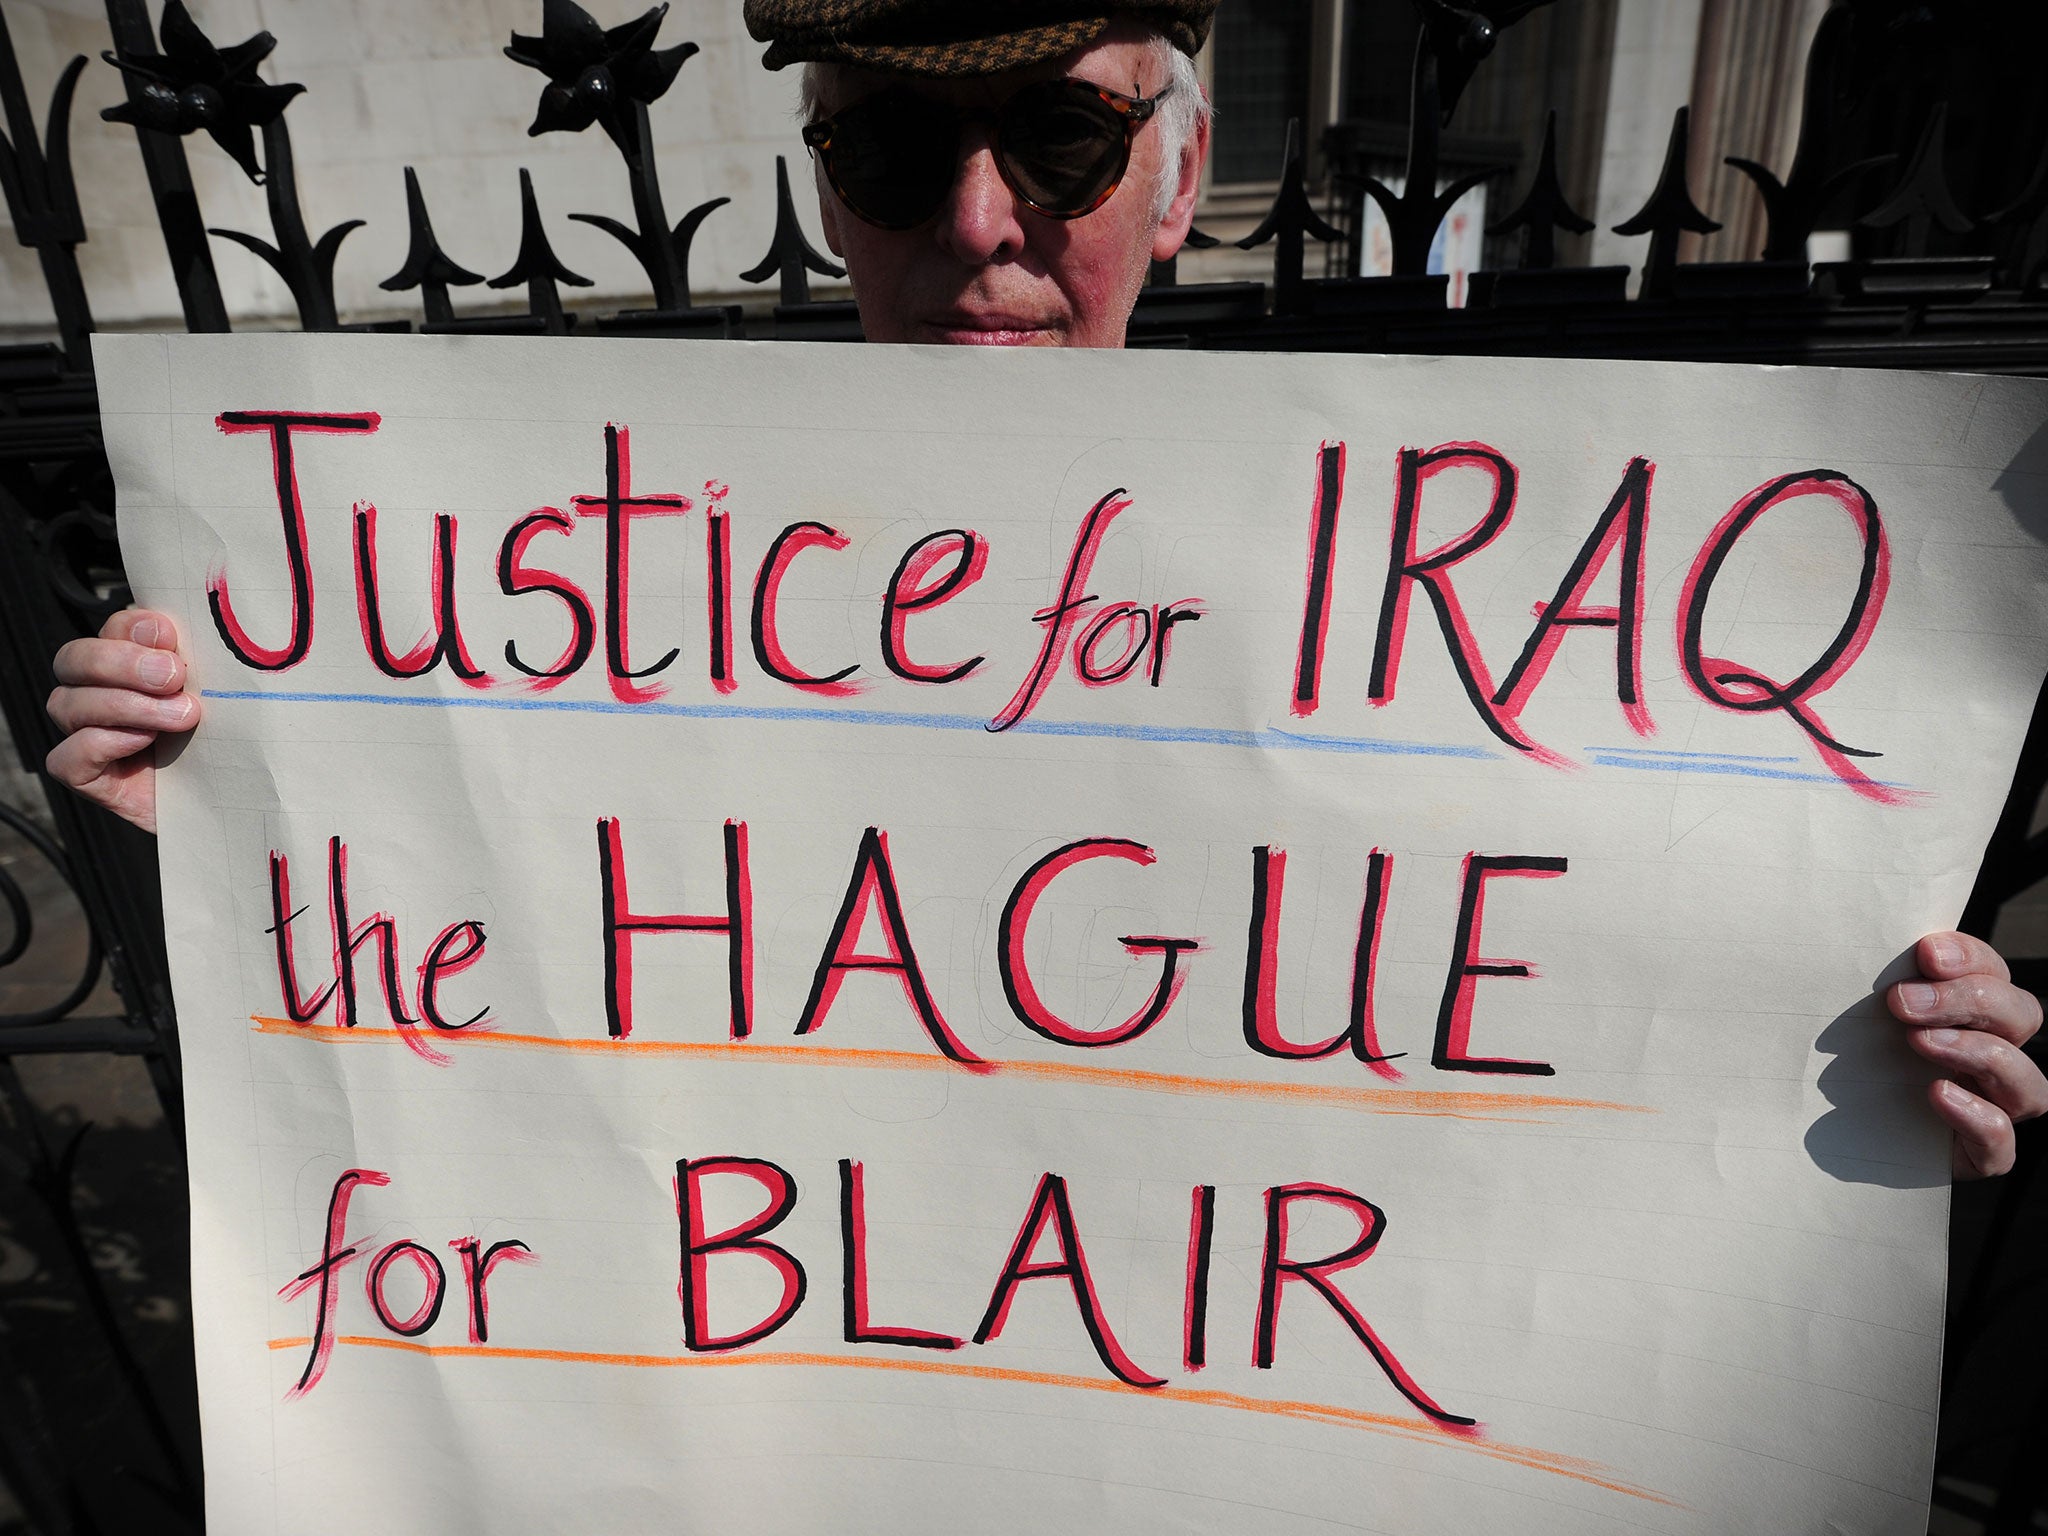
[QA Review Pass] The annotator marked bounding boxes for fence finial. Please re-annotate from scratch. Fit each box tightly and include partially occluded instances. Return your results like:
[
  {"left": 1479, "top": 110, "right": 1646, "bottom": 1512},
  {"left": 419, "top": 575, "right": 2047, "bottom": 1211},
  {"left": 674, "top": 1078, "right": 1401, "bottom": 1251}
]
[
  {"left": 1858, "top": 103, "right": 1974, "bottom": 254},
  {"left": 381, "top": 167, "right": 486, "bottom": 325},
  {"left": 489, "top": 168, "right": 593, "bottom": 332},
  {"left": 1611, "top": 107, "right": 1721, "bottom": 299},
  {"left": 741, "top": 155, "right": 845, "bottom": 307},
  {"left": 1487, "top": 111, "right": 1591, "bottom": 271},
  {"left": 1237, "top": 119, "right": 1341, "bottom": 311}
]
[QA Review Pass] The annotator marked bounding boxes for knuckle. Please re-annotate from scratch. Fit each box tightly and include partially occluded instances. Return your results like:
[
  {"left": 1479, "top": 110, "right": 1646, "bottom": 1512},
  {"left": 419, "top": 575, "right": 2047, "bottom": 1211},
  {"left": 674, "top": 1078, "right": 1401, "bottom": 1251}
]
[
  {"left": 1962, "top": 978, "right": 2003, "bottom": 1024},
  {"left": 45, "top": 685, "right": 106, "bottom": 733},
  {"left": 61, "top": 638, "right": 123, "bottom": 686},
  {"left": 50, "top": 638, "right": 86, "bottom": 680},
  {"left": 1961, "top": 1099, "right": 2012, "bottom": 1146},
  {"left": 1985, "top": 1037, "right": 2031, "bottom": 1085},
  {"left": 44, "top": 738, "right": 86, "bottom": 789},
  {"left": 2022, "top": 1062, "right": 2048, "bottom": 1122},
  {"left": 1971, "top": 1039, "right": 2048, "bottom": 1116},
  {"left": 1952, "top": 977, "right": 2019, "bottom": 1032},
  {"left": 1978, "top": 1142, "right": 2016, "bottom": 1178},
  {"left": 1985, "top": 1116, "right": 2018, "bottom": 1168},
  {"left": 1951, "top": 1029, "right": 2001, "bottom": 1071}
]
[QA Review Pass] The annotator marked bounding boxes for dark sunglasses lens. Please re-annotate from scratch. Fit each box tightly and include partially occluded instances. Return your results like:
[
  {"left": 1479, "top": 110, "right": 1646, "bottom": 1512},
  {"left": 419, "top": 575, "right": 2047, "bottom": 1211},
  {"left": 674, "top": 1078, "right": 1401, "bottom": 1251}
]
[
  {"left": 1000, "top": 82, "right": 1129, "bottom": 213},
  {"left": 824, "top": 92, "right": 957, "bottom": 228}
]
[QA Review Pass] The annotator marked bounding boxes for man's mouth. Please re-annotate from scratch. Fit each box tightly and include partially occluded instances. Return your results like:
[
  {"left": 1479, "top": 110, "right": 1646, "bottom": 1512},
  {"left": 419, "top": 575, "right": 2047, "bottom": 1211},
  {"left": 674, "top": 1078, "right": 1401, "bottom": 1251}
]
[{"left": 920, "top": 313, "right": 1057, "bottom": 346}]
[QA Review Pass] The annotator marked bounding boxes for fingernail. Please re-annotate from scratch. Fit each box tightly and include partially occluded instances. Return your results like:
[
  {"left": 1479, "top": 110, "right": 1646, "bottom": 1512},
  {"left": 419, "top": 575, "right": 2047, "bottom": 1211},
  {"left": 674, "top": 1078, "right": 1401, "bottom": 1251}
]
[
  {"left": 1930, "top": 938, "right": 1963, "bottom": 972},
  {"left": 1924, "top": 1027, "right": 1962, "bottom": 1049},
  {"left": 138, "top": 652, "right": 176, "bottom": 688},
  {"left": 1898, "top": 982, "right": 1937, "bottom": 1015},
  {"left": 160, "top": 694, "right": 195, "bottom": 724},
  {"left": 132, "top": 618, "right": 162, "bottom": 647}
]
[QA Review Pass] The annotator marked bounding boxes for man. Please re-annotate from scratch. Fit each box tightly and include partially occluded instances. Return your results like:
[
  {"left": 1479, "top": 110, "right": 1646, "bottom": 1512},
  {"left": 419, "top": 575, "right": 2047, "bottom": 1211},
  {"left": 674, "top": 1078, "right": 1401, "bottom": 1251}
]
[
  {"left": 762, "top": 0, "right": 1212, "bottom": 347},
  {"left": 43, "top": 0, "right": 2044, "bottom": 1176}
]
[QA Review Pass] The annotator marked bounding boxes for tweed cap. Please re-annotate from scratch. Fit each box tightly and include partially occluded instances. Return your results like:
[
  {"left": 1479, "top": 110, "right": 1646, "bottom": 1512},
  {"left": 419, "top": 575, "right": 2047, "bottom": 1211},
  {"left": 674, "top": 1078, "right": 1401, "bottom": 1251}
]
[{"left": 744, "top": 0, "right": 1217, "bottom": 77}]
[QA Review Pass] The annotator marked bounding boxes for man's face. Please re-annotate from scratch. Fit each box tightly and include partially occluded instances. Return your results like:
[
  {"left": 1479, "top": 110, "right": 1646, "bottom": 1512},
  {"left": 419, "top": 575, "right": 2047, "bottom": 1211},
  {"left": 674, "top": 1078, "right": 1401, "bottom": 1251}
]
[{"left": 808, "top": 24, "right": 1207, "bottom": 349}]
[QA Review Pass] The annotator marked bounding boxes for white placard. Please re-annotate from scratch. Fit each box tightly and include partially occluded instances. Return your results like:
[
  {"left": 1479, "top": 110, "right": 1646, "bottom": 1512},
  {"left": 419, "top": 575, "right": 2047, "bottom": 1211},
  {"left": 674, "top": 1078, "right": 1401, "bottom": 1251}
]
[{"left": 97, "top": 333, "right": 2048, "bottom": 1535}]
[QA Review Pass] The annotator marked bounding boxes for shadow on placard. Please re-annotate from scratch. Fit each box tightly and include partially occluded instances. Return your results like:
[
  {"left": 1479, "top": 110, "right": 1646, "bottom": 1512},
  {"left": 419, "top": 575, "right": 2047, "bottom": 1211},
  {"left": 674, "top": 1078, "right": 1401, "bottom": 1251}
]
[
  {"left": 1992, "top": 418, "right": 2048, "bottom": 543},
  {"left": 1803, "top": 943, "right": 1948, "bottom": 1188}
]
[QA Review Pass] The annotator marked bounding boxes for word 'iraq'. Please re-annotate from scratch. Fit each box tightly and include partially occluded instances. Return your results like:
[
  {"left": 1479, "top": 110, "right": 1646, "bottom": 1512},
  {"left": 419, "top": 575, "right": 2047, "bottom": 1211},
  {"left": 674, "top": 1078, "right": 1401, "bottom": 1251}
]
[{"left": 207, "top": 413, "right": 1894, "bottom": 799}]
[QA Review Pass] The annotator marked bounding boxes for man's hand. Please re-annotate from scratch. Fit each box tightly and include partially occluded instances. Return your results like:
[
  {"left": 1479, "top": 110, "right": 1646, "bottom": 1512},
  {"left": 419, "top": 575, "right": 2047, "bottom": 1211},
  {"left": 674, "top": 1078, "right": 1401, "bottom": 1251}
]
[
  {"left": 45, "top": 608, "right": 199, "bottom": 836},
  {"left": 1889, "top": 931, "right": 2046, "bottom": 1178}
]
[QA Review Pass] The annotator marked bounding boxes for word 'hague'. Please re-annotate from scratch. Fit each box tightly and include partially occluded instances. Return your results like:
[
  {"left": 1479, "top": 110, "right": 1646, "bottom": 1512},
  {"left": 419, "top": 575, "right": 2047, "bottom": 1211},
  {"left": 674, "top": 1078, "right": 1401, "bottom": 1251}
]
[
  {"left": 265, "top": 822, "right": 1570, "bottom": 1079},
  {"left": 206, "top": 412, "right": 1898, "bottom": 798}
]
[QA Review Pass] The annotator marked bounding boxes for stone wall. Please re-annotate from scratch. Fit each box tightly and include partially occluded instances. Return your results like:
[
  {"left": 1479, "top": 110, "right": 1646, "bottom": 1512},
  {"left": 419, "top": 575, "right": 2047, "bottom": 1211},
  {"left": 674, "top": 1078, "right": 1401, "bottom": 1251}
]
[{"left": 0, "top": 0, "right": 844, "bottom": 331}]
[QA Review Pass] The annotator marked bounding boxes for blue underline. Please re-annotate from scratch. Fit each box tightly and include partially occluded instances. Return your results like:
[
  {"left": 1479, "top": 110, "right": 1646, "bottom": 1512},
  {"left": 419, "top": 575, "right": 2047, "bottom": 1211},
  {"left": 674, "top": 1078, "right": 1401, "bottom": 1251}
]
[
  {"left": 198, "top": 689, "right": 1911, "bottom": 789},
  {"left": 200, "top": 689, "right": 1498, "bottom": 759},
  {"left": 1586, "top": 752, "right": 1905, "bottom": 787},
  {"left": 1584, "top": 746, "right": 1801, "bottom": 764}
]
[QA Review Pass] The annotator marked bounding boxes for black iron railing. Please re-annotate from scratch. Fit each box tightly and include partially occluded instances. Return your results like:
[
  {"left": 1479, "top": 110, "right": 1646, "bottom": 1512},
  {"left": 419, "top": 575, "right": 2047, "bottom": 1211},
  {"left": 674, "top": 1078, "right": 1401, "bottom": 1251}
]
[{"left": 1, "top": 1, "right": 2044, "bottom": 1531}]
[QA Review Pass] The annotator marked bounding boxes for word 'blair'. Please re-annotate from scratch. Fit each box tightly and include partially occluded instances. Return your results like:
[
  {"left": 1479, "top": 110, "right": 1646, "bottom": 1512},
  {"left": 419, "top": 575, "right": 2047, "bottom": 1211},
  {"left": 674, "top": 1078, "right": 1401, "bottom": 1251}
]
[{"left": 284, "top": 1159, "right": 1473, "bottom": 1432}]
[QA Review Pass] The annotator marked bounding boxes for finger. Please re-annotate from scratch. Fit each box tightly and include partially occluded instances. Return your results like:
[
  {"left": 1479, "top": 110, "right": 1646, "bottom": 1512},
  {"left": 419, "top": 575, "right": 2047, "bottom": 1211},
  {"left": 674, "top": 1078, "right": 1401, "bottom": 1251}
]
[
  {"left": 1910, "top": 1027, "right": 2048, "bottom": 1122},
  {"left": 45, "top": 727, "right": 159, "bottom": 834},
  {"left": 1929, "top": 1079, "right": 2017, "bottom": 1180},
  {"left": 51, "top": 636, "right": 188, "bottom": 695},
  {"left": 1889, "top": 971, "right": 2043, "bottom": 1047},
  {"left": 46, "top": 723, "right": 155, "bottom": 784},
  {"left": 1913, "top": 931, "right": 2009, "bottom": 984},
  {"left": 46, "top": 683, "right": 198, "bottom": 738},
  {"left": 102, "top": 608, "right": 181, "bottom": 651}
]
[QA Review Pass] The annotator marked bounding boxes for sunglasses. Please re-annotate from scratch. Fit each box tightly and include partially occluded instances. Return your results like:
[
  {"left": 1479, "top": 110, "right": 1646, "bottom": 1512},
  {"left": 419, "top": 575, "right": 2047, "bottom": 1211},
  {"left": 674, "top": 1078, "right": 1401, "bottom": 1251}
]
[{"left": 802, "top": 77, "right": 1172, "bottom": 231}]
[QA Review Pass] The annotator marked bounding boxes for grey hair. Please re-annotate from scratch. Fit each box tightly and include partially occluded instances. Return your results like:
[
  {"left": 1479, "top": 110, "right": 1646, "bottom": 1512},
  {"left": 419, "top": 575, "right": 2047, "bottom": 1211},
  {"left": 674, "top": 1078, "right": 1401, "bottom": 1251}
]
[
  {"left": 798, "top": 33, "right": 1209, "bottom": 225},
  {"left": 1149, "top": 36, "right": 1208, "bottom": 221}
]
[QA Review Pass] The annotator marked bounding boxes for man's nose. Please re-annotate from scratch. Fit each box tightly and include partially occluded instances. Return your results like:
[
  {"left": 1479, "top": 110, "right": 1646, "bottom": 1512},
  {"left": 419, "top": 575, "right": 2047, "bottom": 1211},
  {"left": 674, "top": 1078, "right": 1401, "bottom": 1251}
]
[{"left": 934, "top": 129, "right": 1026, "bottom": 265}]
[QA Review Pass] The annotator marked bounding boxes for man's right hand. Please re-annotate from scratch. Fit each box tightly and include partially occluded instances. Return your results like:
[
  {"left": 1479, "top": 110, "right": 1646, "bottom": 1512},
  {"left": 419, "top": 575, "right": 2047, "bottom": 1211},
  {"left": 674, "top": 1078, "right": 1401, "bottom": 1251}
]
[{"left": 45, "top": 608, "right": 199, "bottom": 835}]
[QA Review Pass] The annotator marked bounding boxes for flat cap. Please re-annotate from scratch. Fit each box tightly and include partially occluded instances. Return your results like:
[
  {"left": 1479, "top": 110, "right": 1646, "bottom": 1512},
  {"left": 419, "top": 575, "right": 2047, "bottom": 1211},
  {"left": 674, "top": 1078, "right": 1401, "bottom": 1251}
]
[{"left": 745, "top": 0, "right": 1218, "bottom": 77}]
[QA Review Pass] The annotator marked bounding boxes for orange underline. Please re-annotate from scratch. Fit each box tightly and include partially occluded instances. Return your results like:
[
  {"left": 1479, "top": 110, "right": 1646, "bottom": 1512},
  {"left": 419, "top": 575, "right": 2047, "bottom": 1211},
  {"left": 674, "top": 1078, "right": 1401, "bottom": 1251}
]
[
  {"left": 266, "top": 1334, "right": 1674, "bottom": 1505},
  {"left": 248, "top": 1018, "right": 1649, "bottom": 1121}
]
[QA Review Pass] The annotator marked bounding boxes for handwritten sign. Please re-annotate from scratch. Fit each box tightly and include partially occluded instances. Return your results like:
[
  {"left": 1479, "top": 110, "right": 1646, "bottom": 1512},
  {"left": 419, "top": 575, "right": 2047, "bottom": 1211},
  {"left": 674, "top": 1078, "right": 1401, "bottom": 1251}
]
[{"left": 98, "top": 333, "right": 2048, "bottom": 1534}]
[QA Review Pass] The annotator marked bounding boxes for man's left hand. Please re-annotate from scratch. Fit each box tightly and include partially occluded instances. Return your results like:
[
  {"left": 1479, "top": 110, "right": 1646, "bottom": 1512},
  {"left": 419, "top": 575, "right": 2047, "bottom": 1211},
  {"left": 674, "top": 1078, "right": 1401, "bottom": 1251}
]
[{"left": 1889, "top": 931, "right": 2046, "bottom": 1178}]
